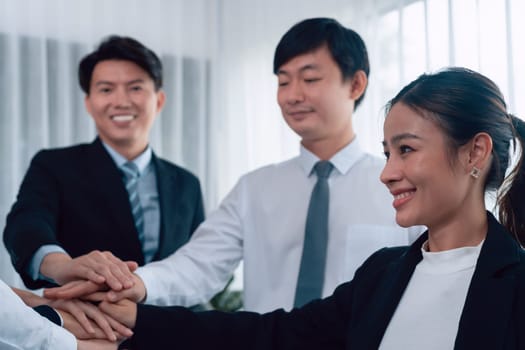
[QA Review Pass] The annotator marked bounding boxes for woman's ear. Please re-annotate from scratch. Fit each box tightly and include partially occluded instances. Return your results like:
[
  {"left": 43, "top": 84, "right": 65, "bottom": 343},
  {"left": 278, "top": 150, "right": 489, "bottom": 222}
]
[{"left": 467, "top": 132, "right": 493, "bottom": 174}]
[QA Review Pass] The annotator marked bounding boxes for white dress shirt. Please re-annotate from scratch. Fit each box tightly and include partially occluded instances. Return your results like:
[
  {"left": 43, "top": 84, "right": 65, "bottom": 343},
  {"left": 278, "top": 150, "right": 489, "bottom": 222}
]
[
  {"left": 0, "top": 280, "right": 76, "bottom": 349},
  {"left": 137, "top": 139, "right": 422, "bottom": 312}
]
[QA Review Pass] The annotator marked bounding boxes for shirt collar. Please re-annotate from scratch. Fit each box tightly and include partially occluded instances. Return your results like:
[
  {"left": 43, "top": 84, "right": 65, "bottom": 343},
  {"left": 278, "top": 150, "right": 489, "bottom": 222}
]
[
  {"left": 101, "top": 141, "right": 153, "bottom": 175},
  {"left": 298, "top": 137, "right": 366, "bottom": 177}
]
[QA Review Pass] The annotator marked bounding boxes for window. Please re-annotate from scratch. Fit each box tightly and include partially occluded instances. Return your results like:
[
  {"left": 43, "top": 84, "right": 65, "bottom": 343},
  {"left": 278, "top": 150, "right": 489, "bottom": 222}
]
[{"left": 369, "top": 0, "right": 524, "bottom": 123}]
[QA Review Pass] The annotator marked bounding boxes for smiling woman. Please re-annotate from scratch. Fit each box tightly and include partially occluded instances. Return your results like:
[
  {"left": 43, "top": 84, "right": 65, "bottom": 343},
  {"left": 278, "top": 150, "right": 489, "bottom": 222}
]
[
  {"left": 381, "top": 102, "right": 486, "bottom": 236},
  {"left": 95, "top": 68, "right": 525, "bottom": 350},
  {"left": 376, "top": 67, "right": 525, "bottom": 349}
]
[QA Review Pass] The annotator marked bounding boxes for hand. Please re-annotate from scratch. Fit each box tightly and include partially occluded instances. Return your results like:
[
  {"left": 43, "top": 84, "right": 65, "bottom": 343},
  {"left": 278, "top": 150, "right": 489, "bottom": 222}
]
[
  {"left": 50, "top": 298, "right": 133, "bottom": 341},
  {"left": 13, "top": 286, "right": 132, "bottom": 341},
  {"left": 99, "top": 299, "right": 138, "bottom": 329},
  {"left": 40, "top": 251, "right": 138, "bottom": 290},
  {"left": 45, "top": 279, "right": 107, "bottom": 300},
  {"left": 77, "top": 339, "right": 119, "bottom": 350},
  {"left": 105, "top": 273, "right": 146, "bottom": 303},
  {"left": 60, "top": 310, "right": 127, "bottom": 340},
  {"left": 45, "top": 273, "right": 146, "bottom": 303}
]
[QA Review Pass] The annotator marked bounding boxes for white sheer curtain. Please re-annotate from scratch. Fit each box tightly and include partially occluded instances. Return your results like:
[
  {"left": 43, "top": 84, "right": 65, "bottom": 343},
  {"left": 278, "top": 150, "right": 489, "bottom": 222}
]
[
  {"left": 2, "top": 0, "right": 523, "bottom": 288},
  {"left": 0, "top": 0, "right": 215, "bottom": 285},
  {"left": 360, "top": 0, "right": 525, "bottom": 154}
]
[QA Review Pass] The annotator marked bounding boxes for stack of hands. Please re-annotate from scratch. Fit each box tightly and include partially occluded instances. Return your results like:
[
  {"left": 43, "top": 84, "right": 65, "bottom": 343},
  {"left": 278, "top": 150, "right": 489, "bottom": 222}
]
[{"left": 25, "top": 250, "right": 149, "bottom": 349}]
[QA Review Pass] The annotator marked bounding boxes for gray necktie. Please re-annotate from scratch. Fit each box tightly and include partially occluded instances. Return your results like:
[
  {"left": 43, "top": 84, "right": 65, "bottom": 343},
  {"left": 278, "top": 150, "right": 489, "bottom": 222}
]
[
  {"left": 121, "top": 162, "right": 145, "bottom": 243},
  {"left": 294, "top": 160, "right": 334, "bottom": 308}
]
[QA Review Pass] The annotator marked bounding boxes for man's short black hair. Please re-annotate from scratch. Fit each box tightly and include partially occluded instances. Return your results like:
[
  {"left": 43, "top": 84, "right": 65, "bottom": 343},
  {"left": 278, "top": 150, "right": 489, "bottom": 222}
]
[
  {"left": 273, "top": 18, "right": 370, "bottom": 108},
  {"left": 78, "top": 35, "right": 163, "bottom": 94}
]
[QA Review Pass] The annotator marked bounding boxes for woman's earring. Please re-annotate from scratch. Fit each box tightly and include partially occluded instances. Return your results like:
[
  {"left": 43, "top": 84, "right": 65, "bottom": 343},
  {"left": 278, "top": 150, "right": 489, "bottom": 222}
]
[{"left": 470, "top": 167, "right": 481, "bottom": 179}]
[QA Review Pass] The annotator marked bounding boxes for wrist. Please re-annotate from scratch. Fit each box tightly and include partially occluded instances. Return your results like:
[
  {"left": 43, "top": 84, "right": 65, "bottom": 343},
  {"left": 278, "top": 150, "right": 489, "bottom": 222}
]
[
  {"left": 12, "top": 287, "right": 46, "bottom": 307},
  {"left": 135, "top": 276, "right": 147, "bottom": 303},
  {"left": 40, "top": 252, "right": 72, "bottom": 283}
]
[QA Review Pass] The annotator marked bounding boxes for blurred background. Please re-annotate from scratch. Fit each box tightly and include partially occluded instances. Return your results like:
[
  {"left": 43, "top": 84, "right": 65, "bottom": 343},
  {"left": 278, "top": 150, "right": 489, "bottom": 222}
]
[{"left": 0, "top": 0, "right": 523, "bottom": 286}]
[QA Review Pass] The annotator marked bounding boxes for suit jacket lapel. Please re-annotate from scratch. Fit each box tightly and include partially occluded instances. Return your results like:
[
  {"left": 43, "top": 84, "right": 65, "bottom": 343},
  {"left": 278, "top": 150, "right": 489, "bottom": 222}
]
[
  {"left": 350, "top": 233, "right": 427, "bottom": 349},
  {"left": 152, "top": 154, "right": 179, "bottom": 260},
  {"left": 86, "top": 138, "right": 144, "bottom": 263},
  {"left": 454, "top": 213, "right": 521, "bottom": 349}
]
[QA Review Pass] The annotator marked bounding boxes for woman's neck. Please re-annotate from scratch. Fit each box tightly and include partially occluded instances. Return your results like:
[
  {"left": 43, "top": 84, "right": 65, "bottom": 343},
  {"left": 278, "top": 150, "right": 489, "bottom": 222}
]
[{"left": 426, "top": 207, "right": 488, "bottom": 252}]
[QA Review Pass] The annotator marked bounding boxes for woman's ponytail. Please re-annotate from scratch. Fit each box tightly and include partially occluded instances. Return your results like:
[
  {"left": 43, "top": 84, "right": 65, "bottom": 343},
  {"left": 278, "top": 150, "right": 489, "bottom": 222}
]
[{"left": 498, "top": 115, "right": 525, "bottom": 245}]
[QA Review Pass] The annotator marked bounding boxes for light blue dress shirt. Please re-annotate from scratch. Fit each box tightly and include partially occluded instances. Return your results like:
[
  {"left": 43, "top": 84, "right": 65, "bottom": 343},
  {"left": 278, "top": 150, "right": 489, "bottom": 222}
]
[{"left": 29, "top": 142, "right": 161, "bottom": 281}]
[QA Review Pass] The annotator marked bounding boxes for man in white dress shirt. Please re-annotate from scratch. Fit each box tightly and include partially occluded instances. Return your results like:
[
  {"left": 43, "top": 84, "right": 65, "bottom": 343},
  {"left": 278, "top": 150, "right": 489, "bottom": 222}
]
[{"left": 47, "top": 18, "right": 420, "bottom": 313}]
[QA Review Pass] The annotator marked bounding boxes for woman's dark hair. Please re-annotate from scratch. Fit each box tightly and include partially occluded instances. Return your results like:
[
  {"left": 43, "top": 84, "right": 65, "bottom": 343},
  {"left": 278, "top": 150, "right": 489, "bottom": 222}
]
[
  {"left": 273, "top": 17, "right": 370, "bottom": 109},
  {"left": 78, "top": 35, "right": 163, "bottom": 94},
  {"left": 386, "top": 67, "right": 525, "bottom": 244}
]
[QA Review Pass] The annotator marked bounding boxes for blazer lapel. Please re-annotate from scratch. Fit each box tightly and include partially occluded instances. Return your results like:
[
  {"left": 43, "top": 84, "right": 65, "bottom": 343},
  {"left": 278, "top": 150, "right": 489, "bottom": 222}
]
[
  {"left": 152, "top": 155, "right": 179, "bottom": 260},
  {"left": 349, "top": 234, "right": 427, "bottom": 349},
  {"left": 85, "top": 138, "right": 144, "bottom": 263},
  {"left": 454, "top": 213, "right": 521, "bottom": 349}
]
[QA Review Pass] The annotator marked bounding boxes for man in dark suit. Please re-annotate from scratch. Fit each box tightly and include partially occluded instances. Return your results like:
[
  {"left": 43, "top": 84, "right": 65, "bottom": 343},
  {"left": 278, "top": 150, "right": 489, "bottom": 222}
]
[{"left": 3, "top": 36, "right": 204, "bottom": 294}]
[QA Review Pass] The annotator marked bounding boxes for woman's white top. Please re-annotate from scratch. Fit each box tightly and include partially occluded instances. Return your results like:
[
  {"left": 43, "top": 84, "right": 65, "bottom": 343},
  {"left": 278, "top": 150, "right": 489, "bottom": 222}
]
[{"left": 379, "top": 239, "right": 484, "bottom": 350}]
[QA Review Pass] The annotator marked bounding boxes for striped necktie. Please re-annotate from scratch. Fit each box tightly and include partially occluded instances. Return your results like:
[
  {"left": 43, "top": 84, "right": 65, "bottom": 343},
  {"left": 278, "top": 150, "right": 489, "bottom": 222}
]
[
  {"left": 294, "top": 160, "right": 334, "bottom": 307},
  {"left": 121, "top": 162, "right": 145, "bottom": 243}
]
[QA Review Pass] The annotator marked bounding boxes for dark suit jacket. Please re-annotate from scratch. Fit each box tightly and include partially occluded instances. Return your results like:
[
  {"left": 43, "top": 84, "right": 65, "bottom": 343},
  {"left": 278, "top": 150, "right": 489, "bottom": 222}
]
[
  {"left": 3, "top": 138, "right": 205, "bottom": 289},
  {"left": 128, "top": 212, "right": 525, "bottom": 349}
]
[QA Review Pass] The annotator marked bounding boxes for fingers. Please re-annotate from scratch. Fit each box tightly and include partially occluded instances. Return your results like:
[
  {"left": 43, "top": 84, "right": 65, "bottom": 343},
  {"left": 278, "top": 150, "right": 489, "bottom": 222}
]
[
  {"left": 44, "top": 280, "right": 105, "bottom": 300},
  {"left": 82, "top": 268, "right": 106, "bottom": 285},
  {"left": 56, "top": 251, "right": 136, "bottom": 290},
  {"left": 52, "top": 299, "right": 118, "bottom": 341},
  {"left": 106, "top": 274, "right": 146, "bottom": 303},
  {"left": 61, "top": 310, "right": 111, "bottom": 340},
  {"left": 99, "top": 299, "right": 137, "bottom": 329},
  {"left": 50, "top": 299, "right": 95, "bottom": 335},
  {"left": 77, "top": 251, "right": 136, "bottom": 291},
  {"left": 82, "top": 291, "right": 109, "bottom": 303},
  {"left": 42, "top": 251, "right": 138, "bottom": 295},
  {"left": 79, "top": 302, "right": 117, "bottom": 341},
  {"left": 104, "top": 312, "right": 134, "bottom": 338},
  {"left": 106, "top": 288, "right": 133, "bottom": 303}
]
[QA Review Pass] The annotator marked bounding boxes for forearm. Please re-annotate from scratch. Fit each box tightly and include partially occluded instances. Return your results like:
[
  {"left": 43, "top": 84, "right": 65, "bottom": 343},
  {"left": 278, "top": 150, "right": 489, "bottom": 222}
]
[
  {"left": 3, "top": 151, "right": 62, "bottom": 285},
  {"left": 137, "top": 236, "right": 240, "bottom": 306},
  {"left": 3, "top": 219, "right": 60, "bottom": 288},
  {"left": 12, "top": 287, "right": 47, "bottom": 307},
  {"left": 131, "top": 304, "right": 286, "bottom": 349},
  {"left": 1, "top": 282, "right": 76, "bottom": 350}
]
